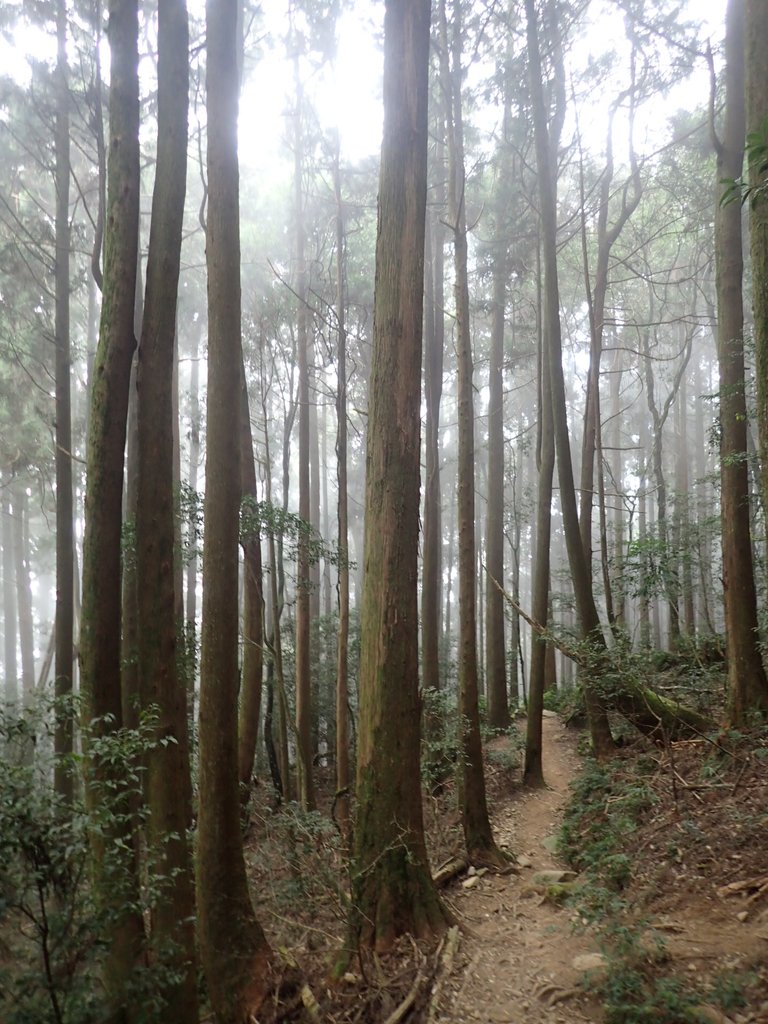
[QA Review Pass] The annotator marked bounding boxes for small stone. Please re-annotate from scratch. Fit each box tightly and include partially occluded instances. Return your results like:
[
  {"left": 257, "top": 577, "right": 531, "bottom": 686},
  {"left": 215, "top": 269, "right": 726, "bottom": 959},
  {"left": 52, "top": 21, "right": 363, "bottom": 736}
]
[
  {"left": 462, "top": 875, "right": 480, "bottom": 889},
  {"left": 688, "top": 1007, "right": 727, "bottom": 1024},
  {"left": 572, "top": 953, "right": 608, "bottom": 981},
  {"left": 541, "top": 835, "right": 560, "bottom": 853},
  {"left": 467, "top": 865, "right": 477, "bottom": 876},
  {"left": 517, "top": 854, "right": 533, "bottom": 868},
  {"left": 476, "top": 867, "right": 489, "bottom": 878},
  {"left": 532, "top": 869, "right": 577, "bottom": 885},
  {"left": 736, "top": 911, "right": 749, "bottom": 923}
]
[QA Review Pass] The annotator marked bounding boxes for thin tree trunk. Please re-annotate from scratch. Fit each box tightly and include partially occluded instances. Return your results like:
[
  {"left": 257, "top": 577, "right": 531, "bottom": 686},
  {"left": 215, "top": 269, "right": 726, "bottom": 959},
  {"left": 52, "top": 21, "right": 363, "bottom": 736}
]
[
  {"left": 292, "top": 46, "right": 314, "bottom": 811},
  {"left": 238, "top": 372, "right": 265, "bottom": 795},
  {"left": 54, "top": 0, "right": 74, "bottom": 799},
  {"left": 13, "top": 485, "right": 35, "bottom": 700},
  {"left": 2, "top": 485, "right": 17, "bottom": 704},
  {"left": 525, "top": 0, "right": 614, "bottom": 757},
  {"left": 333, "top": 140, "right": 350, "bottom": 839},
  {"left": 441, "top": 0, "right": 506, "bottom": 862}
]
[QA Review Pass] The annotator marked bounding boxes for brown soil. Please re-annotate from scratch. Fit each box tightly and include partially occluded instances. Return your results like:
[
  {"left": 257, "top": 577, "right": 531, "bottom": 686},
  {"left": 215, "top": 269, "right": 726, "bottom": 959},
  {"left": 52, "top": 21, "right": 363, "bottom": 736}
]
[{"left": 428, "top": 714, "right": 603, "bottom": 1023}]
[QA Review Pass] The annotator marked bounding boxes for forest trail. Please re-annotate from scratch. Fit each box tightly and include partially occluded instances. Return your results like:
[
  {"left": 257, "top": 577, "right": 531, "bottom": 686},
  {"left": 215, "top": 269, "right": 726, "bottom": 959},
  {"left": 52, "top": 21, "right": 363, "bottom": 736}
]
[{"left": 434, "top": 714, "right": 603, "bottom": 1023}]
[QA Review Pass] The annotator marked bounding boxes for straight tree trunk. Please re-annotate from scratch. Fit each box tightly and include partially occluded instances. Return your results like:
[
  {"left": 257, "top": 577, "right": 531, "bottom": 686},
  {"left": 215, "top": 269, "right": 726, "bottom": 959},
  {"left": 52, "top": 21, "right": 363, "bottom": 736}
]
[
  {"left": 134, "top": 0, "right": 197, "bottom": 1013},
  {"left": 422, "top": 201, "right": 445, "bottom": 736},
  {"left": 525, "top": 0, "right": 614, "bottom": 757},
  {"left": 485, "top": 182, "right": 510, "bottom": 731},
  {"left": 441, "top": 0, "right": 506, "bottom": 864},
  {"left": 13, "top": 485, "right": 35, "bottom": 700},
  {"left": 525, "top": 317, "right": 555, "bottom": 787},
  {"left": 292, "top": 49, "right": 314, "bottom": 811},
  {"left": 333, "top": 141, "right": 350, "bottom": 839},
  {"left": 745, "top": 0, "right": 768, "bottom": 553},
  {"left": 713, "top": 0, "right": 768, "bottom": 722},
  {"left": 54, "top": 0, "right": 74, "bottom": 800},
  {"left": 196, "top": 0, "right": 274, "bottom": 1014},
  {"left": 351, "top": 0, "right": 451, "bottom": 952},
  {"left": 238, "top": 371, "right": 265, "bottom": 794},
  {"left": 79, "top": 0, "right": 146, "bottom": 1012},
  {"left": 2, "top": 485, "right": 17, "bottom": 704}
]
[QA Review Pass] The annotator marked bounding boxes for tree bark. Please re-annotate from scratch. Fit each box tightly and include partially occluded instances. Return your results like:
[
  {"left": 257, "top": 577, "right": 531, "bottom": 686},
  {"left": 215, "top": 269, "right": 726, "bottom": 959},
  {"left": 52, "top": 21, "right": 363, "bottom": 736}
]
[
  {"left": 333, "top": 140, "right": 351, "bottom": 840},
  {"left": 351, "top": 0, "right": 451, "bottom": 951},
  {"left": 197, "top": 0, "right": 274, "bottom": 1014},
  {"left": 238, "top": 371, "right": 265, "bottom": 795},
  {"left": 134, "top": 0, "right": 198, "bottom": 1013},
  {"left": 441, "top": 0, "right": 506, "bottom": 863},
  {"left": 79, "top": 0, "right": 146, "bottom": 1012},
  {"left": 54, "top": 0, "right": 74, "bottom": 800},
  {"left": 524, "top": 0, "right": 614, "bottom": 758},
  {"left": 713, "top": 0, "right": 768, "bottom": 722},
  {"left": 745, "top": 0, "right": 768, "bottom": 556}
]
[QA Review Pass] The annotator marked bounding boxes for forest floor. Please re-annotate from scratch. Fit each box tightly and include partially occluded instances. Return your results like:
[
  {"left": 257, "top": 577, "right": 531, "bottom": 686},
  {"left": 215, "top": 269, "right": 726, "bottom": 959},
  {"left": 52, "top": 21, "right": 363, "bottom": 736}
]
[{"left": 246, "top": 710, "right": 768, "bottom": 1023}]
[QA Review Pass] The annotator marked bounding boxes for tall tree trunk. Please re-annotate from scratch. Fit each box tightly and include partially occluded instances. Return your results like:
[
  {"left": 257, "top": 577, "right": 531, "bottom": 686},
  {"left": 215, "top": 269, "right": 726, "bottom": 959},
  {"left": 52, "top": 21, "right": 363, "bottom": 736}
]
[
  {"left": 238, "top": 372, "right": 265, "bottom": 795},
  {"left": 745, "top": 0, "right": 768, "bottom": 556},
  {"left": 54, "top": 0, "right": 74, "bottom": 800},
  {"left": 525, "top": 0, "right": 614, "bottom": 757},
  {"left": 485, "top": 173, "right": 510, "bottom": 731},
  {"left": 184, "top": 321, "right": 201, "bottom": 714},
  {"left": 79, "top": 0, "right": 146, "bottom": 1011},
  {"left": 351, "top": 0, "right": 450, "bottom": 952},
  {"left": 197, "top": 0, "right": 274, "bottom": 1014},
  {"left": 422, "top": 202, "right": 445, "bottom": 746},
  {"left": 712, "top": 0, "right": 768, "bottom": 722},
  {"left": 134, "top": 0, "right": 198, "bottom": 1013},
  {"left": 441, "top": 0, "right": 506, "bottom": 864},
  {"left": 292, "top": 47, "right": 314, "bottom": 811},
  {"left": 525, "top": 309, "right": 555, "bottom": 786},
  {"left": 13, "top": 484, "right": 35, "bottom": 700},
  {"left": 333, "top": 140, "right": 350, "bottom": 839},
  {"left": 2, "top": 484, "right": 17, "bottom": 704}
]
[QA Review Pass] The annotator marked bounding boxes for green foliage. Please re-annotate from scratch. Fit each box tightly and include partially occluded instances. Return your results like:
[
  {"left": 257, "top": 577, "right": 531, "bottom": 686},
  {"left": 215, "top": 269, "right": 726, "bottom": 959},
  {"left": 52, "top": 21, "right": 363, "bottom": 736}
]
[
  {"left": 241, "top": 496, "right": 354, "bottom": 575},
  {"left": 721, "top": 116, "right": 768, "bottom": 209},
  {"left": 0, "top": 696, "right": 189, "bottom": 1024}
]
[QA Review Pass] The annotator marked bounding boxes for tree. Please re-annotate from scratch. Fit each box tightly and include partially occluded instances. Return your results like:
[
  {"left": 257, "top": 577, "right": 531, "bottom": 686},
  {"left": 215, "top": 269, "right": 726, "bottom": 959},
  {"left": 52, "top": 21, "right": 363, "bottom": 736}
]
[
  {"left": 524, "top": 0, "right": 614, "bottom": 758},
  {"left": 351, "top": 0, "right": 450, "bottom": 951},
  {"left": 79, "top": 0, "right": 146, "bottom": 1012},
  {"left": 53, "top": 0, "right": 74, "bottom": 802},
  {"left": 134, "top": 0, "right": 197, "bottom": 1013},
  {"left": 196, "top": 0, "right": 274, "bottom": 1014},
  {"left": 439, "top": 0, "right": 507, "bottom": 863},
  {"left": 713, "top": 0, "right": 768, "bottom": 722},
  {"left": 745, "top": 0, "right": 768, "bottom": 551}
]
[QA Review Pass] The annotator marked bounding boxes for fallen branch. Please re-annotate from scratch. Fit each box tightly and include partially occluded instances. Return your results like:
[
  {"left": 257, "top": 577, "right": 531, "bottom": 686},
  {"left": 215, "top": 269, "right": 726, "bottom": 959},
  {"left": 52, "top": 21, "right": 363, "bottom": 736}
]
[
  {"left": 432, "top": 856, "right": 469, "bottom": 889},
  {"left": 426, "top": 926, "right": 461, "bottom": 1024}
]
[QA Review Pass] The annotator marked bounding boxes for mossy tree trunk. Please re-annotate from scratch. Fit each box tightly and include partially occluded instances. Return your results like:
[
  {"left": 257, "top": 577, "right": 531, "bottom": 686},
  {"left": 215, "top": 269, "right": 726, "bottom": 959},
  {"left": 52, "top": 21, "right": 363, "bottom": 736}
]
[
  {"left": 715, "top": 0, "right": 768, "bottom": 723},
  {"left": 134, "top": 0, "right": 197, "bottom": 1015},
  {"left": 351, "top": 0, "right": 451, "bottom": 952},
  {"left": 196, "top": 0, "right": 274, "bottom": 1015},
  {"left": 79, "top": 0, "right": 146, "bottom": 1014}
]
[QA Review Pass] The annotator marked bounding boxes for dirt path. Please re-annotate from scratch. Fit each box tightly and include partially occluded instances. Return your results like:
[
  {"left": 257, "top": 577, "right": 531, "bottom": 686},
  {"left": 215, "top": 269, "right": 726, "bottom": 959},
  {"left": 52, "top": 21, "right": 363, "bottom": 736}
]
[{"left": 433, "top": 715, "right": 602, "bottom": 1023}]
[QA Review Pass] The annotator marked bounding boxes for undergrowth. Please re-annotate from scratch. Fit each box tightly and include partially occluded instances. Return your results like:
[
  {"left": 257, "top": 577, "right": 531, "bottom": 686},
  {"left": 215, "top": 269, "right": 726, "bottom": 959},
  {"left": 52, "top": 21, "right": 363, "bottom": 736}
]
[{"left": 559, "top": 756, "right": 755, "bottom": 1024}]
